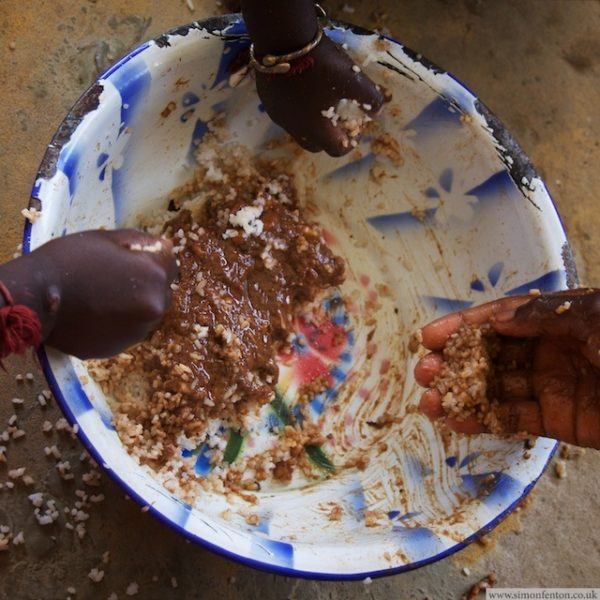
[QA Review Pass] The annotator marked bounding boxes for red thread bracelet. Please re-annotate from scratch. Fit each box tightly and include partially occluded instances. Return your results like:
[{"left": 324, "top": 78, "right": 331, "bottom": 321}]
[
  {"left": 263, "top": 55, "right": 317, "bottom": 81},
  {"left": 0, "top": 281, "right": 42, "bottom": 364},
  {"left": 287, "top": 55, "right": 316, "bottom": 76}
]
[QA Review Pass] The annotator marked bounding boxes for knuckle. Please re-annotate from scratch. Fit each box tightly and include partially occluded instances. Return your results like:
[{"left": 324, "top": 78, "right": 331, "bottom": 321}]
[
  {"left": 515, "top": 296, "right": 549, "bottom": 323},
  {"left": 525, "top": 295, "right": 546, "bottom": 314}
]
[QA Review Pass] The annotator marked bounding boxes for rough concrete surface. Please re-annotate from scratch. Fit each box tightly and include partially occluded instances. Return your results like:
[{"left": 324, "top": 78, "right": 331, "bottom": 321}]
[{"left": 0, "top": 1, "right": 598, "bottom": 598}]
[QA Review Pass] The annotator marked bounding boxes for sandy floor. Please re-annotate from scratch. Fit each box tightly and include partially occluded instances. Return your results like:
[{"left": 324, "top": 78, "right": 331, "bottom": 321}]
[{"left": 0, "top": 1, "right": 598, "bottom": 598}]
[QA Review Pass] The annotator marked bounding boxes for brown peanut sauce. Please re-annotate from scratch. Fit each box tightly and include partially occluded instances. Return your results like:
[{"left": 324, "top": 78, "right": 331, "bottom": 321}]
[{"left": 137, "top": 169, "right": 345, "bottom": 454}]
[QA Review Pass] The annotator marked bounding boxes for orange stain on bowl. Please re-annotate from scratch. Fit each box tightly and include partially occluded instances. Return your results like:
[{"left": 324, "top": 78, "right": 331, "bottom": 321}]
[
  {"left": 321, "top": 228, "right": 338, "bottom": 246},
  {"left": 379, "top": 359, "right": 391, "bottom": 375}
]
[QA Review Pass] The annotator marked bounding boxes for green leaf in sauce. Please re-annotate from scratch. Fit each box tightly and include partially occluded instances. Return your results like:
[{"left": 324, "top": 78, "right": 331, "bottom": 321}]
[
  {"left": 223, "top": 430, "right": 244, "bottom": 464},
  {"left": 305, "top": 444, "right": 335, "bottom": 473},
  {"left": 270, "top": 389, "right": 291, "bottom": 427}
]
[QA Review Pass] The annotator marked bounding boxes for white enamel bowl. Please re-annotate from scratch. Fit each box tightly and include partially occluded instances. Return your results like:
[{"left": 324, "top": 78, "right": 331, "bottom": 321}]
[{"left": 24, "top": 15, "right": 574, "bottom": 579}]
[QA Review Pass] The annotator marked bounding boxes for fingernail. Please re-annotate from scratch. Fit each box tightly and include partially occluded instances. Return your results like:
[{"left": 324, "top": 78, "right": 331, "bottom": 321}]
[{"left": 494, "top": 309, "right": 516, "bottom": 323}]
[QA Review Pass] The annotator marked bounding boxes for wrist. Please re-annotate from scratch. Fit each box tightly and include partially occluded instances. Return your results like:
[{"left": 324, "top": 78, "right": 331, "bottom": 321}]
[
  {"left": 0, "top": 252, "right": 61, "bottom": 340},
  {"left": 242, "top": 0, "right": 319, "bottom": 56}
]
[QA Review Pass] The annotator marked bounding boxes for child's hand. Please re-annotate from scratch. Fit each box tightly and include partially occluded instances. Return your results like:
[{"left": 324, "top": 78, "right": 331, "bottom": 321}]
[
  {"left": 241, "top": 0, "right": 385, "bottom": 156},
  {"left": 414, "top": 289, "right": 600, "bottom": 449},
  {"left": 255, "top": 35, "right": 385, "bottom": 156},
  {"left": 14, "top": 230, "right": 177, "bottom": 359}
]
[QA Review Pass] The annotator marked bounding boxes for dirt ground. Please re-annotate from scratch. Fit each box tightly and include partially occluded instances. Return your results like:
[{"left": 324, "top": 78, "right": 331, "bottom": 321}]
[{"left": 0, "top": 1, "right": 598, "bottom": 598}]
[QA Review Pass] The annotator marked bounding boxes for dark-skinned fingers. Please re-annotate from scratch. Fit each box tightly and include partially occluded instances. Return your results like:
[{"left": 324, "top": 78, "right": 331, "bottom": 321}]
[
  {"left": 418, "top": 390, "right": 485, "bottom": 433},
  {"left": 144, "top": 239, "right": 178, "bottom": 283},
  {"left": 447, "top": 400, "right": 541, "bottom": 435},
  {"left": 330, "top": 42, "right": 386, "bottom": 113},
  {"left": 138, "top": 240, "right": 178, "bottom": 285},
  {"left": 164, "top": 247, "right": 179, "bottom": 287},
  {"left": 533, "top": 339, "right": 578, "bottom": 444},
  {"left": 495, "top": 400, "right": 544, "bottom": 436},
  {"left": 499, "top": 370, "right": 533, "bottom": 399},
  {"left": 420, "top": 290, "right": 598, "bottom": 350},
  {"left": 96, "top": 230, "right": 177, "bottom": 287},
  {"left": 253, "top": 88, "right": 312, "bottom": 148},
  {"left": 420, "top": 296, "right": 530, "bottom": 350},
  {"left": 492, "top": 289, "right": 599, "bottom": 341},
  {"left": 318, "top": 121, "right": 354, "bottom": 157},
  {"left": 256, "top": 100, "right": 323, "bottom": 153},
  {"left": 419, "top": 389, "right": 445, "bottom": 420},
  {"left": 281, "top": 111, "right": 350, "bottom": 156},
  {"left": 575, "top": 372, "right": 600, "bottom": 449},
  {"left": 142, "top": 256, "right": 176, "bottom": 313},
  {"left": 445, "top": 415, "right": 486, "bottom": 434},
  {"left": 105, "top": 228, "right": 144, "bottom": 242},
  {"left": 348, "top": 76, "right": 386, "bottom": 115},
  {"left": 414, "top": 352, "right": 444, "bottom": 387},
  {"left": 162, "top": 278, "right": 175, "bottom": 320},
  {"left": 270, "top": 110, "right": 324, "bottom": 153},
  {"left": 496, "top": 338, "right": 534, "bottom": 367}
]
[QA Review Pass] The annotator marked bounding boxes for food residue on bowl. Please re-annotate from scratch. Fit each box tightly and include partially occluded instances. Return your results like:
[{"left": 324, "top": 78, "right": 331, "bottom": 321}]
[{"left": 88, "top": 136, "right": 351, "bottom": 501}]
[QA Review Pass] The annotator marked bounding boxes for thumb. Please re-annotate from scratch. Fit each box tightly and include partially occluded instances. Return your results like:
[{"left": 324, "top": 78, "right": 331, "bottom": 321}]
[{"left": 491, "top": 289, "right": 597, "bottom": 341}]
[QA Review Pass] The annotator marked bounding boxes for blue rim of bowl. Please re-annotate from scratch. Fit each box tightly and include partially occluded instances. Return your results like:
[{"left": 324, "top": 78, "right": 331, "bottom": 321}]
[{"left": 22, "top": 14, "right": 565, "bottom": 581}]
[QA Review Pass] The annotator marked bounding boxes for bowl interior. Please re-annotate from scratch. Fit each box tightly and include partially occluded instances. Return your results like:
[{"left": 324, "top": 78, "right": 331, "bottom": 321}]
[{"left": 27, "top": 16, "right": 570, "bottom": 578}]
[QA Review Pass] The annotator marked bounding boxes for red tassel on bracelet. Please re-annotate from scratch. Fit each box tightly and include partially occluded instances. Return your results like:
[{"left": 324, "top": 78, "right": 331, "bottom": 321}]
[{"left": 0, "top": 282, "right": 42, "bottom": 365}]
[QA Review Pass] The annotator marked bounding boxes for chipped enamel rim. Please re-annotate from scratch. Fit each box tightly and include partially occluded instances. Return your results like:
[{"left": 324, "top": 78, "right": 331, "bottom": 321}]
[{"left": 22, "top": 15, "right": 572, "bottom": 580}]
